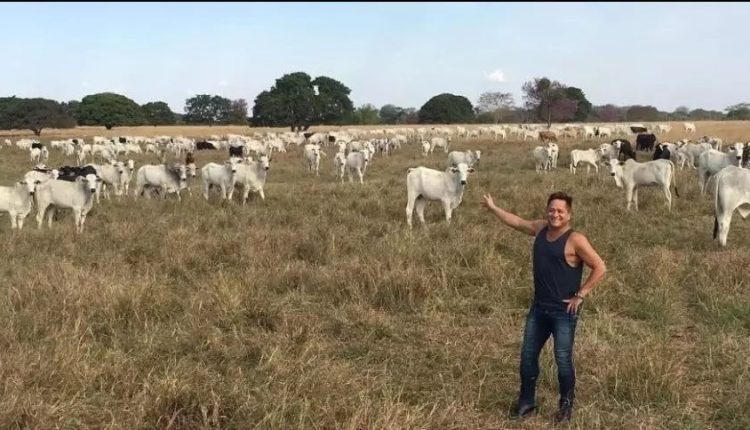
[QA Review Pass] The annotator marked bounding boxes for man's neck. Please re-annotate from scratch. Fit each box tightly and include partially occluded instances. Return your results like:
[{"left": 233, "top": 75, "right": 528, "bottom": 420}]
[{"left": 546, "top": 223, "right": 571, "bottom": 239}]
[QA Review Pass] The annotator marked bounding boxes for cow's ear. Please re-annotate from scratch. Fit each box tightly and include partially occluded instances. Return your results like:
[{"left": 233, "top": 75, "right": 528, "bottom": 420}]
[
  {"left": 450, "top": 167, "right": 458, "bottom": 173},
  {"left": 619, "top": 161, "right": 625, "bottom": 166},
  {"left": 468, "top": 167, "right": 475, "bottom": 173}
]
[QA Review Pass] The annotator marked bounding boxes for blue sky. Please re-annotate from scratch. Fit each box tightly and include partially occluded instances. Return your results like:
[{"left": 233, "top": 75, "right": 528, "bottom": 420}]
[{"left": 1, "top": 2, "right": 748, "bottom": 114}]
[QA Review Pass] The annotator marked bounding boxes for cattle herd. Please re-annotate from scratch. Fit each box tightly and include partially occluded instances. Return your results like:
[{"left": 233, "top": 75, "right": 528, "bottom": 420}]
[{"left": 0, "top": 121, "right": 749, "bottom": 246}]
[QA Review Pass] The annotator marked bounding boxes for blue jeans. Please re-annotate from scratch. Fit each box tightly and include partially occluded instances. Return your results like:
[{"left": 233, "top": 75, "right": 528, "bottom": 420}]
[{"left": 518, "top": 304, "right": 578, "bottom": 406}]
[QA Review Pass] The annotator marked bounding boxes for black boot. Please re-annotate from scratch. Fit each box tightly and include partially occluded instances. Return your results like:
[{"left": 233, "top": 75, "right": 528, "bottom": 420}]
[
  {"left": 554, "top": 398, "right": 574, "bottom": 423},
  {"left": 509, "top": 402, "right": 537, "bottom": 420}
]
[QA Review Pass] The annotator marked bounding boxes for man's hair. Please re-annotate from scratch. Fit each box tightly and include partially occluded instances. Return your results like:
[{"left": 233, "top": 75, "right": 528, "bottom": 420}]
[{"left": 547, "top": 191, "right": 573, "bottom": 210}]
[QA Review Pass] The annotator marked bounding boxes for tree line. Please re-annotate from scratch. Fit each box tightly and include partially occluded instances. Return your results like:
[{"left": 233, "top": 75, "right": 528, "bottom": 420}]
[{"left": 2, "top": 72, "right": 749, "bottom": 135}]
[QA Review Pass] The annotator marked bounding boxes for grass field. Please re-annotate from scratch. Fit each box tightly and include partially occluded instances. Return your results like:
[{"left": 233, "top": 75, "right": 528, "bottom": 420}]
[{"left": 0, "top": 122, "right": 748, "bottom": 429}]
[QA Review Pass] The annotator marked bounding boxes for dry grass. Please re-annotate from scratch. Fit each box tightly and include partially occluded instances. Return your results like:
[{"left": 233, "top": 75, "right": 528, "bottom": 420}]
[{"left": 0, "top": 122, "right": 748, "bottom": 429}]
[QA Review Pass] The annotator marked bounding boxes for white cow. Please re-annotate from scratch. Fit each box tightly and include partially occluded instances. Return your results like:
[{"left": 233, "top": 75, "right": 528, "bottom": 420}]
[
  {"left": 683, "top": 122, "right": 696, "bottom": 133},
  {"left": 201, "top": 160, "right": 239, "bottom": 200},
  {"left": 34, "top": 175, "right": 101, "bottom": 233},
  {"left": 304, "top": 144, "right": 325, "bottom": 176},
  {"left": 421, "top": 141, "right": 431, "bottom": 157},
  {"left": 547, "top": 143, "right": 559, "bottom": 169},
  {"left": 532, "top": 146, "right": 551, "bottom": 173},
  {"left": 30, "top": 147, "right": 49, "bottom": 163},
  {"left": 405, "top": 162, "right": 474, "bottom": 227},
  {"left": 697, "top": 146, "right": 744, "bottom": 194},
  {"left": 229, "top": 155, "right": 270, "bottom": 204},
  {"left": 712, "top": 166, "right": 750, "bottom": 247},
  {"left": 88, "top": 162, "right": 128, "bottom": 202},
  {"left": 429, "top": 136, "right": 451, "bottom": 154},
  {"left": 0, "top": 178, "right": 39, "bottom": 230},
  {"left": 134, "top": 164, "right": 188, "bottom": 201},
  {"left": 608, "top": 158, "right": 679, "bottom": 211},
  {"left": 447, "top": 150, "right": 481, "bottom": 168},
  {"left": 569, "top": 149, "right": 601, "bottom": 174},
  {"left": 345, "top": 149, "right": 371, "bottom": 184},
  {"left": 333, "top": 152, "right": 347, "bottom": 182}
]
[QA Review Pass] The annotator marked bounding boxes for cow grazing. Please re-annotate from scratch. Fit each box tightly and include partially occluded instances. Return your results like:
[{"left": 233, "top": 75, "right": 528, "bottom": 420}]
[
  {"left": 34, "top": 174, "right": 101, "bottom": 233},
  {"left": 447, "top": 150, "right": 481, "bottom": 168},
  {"left": 712, "top": 166, "right": 750, "bottom": 247},
  {"left": 608, "top": 158, "right": 679, "bottom": 211},
  {"left": 569, "top": 149, "right": 601, "bottom": 174},
  {"left": 538, "top": 130, "right": 558, "bottom": 142},
  {"left": 0, "top": 179, "right": 39, "bottom": 230},
  {"left": 636, "top": 133, "right": 657, "bottom": 152},
  {"left": 196, "top": 141, "right": 217, "bottom": 150},
  {"left": 405, "top": 162, "right": 474, "bottom": 227}
]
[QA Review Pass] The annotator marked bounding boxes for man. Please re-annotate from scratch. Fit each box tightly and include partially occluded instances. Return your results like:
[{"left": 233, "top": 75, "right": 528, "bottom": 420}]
[{"left": 480, "top": 191, "right": 606, "bottom": 423}]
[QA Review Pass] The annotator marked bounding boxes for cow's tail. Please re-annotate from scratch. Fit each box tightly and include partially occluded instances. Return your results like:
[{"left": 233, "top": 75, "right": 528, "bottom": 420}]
[
  {"left": 668, "top": 160, "right": 679, "bottom": 198},
  {"left": 713, "top": 171, "right": 722, "bottom": 240}
]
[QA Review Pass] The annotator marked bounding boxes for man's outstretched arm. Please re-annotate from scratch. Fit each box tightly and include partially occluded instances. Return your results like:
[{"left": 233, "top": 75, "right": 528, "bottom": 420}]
[{"left": 480, "top": 194, "right": 545, "bottom": 237}]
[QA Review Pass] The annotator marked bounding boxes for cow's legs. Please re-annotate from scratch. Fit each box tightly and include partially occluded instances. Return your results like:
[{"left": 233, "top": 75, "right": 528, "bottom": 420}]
[
  {"left": 443, "top": 200, "right": 453, "bottom": 223},
  {"left": 415, "top": 199, "right": 428, "bottom": 225},
  {"left": 663, "top": 184, "right": 672, "bottom": 212}
]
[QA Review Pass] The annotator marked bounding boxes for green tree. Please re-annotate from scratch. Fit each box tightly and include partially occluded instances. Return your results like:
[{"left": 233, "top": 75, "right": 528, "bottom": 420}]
[
  {"left": 725, "top": 103, "right": 750, "bottom": 120},
  {"left": 0, "top": 97, "right": 76, "bottom": 135},
  {"left": 379, "top": 104, "right": 404, "bottom": 124},
  {"left": 476, "top": 92, "right": 515, "bottom": 123},
  {"left": 227, "top": 99, "right": 249, "bottom": 125},
  {"left": 183, "top": 94, "right": 232, "bottom": 125},
  {"left": 251, "top": 72, "right": 354, "bottom": 130},
  {"left": 564, "top": 87, "right": 592, "bottom": 122},
  {"left": 418, "top": 93, "right": 474, "bottom": 124},
  {"left": 522, "top": 77, "right": 569, "bottom": 127},
  {"left": 312, "top": 76, "right": 354, "bottom": 124},
  {"left": 142, "top": 101, "right": 176, "bottom": 126},
  {"left": 77, "top": 92, "right": 145, "bottom": 129},
  {"left": 625, "top": 105, "right": 661, "bottom": 122},
  {"left": 349, "top": 104, "right": 380, "bottom": 125}
]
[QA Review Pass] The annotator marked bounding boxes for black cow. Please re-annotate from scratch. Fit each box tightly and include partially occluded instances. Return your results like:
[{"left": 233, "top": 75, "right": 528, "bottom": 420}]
[
  {"left": 614, "top": 139, "right": 636, "bottom": 161},
  {"left": 196, "top": 140, "right": 216, "bottom": 150},
  {"left": 31, "top": 142, "right": 43, "bottom": 150},
  {"left": 228, "top": 145, "right": 244, "bottom": 158},
  {"left": 636, "top": 133, "right": 657, "bottom": 151},
  {"left": 56, "top": 165, "right": 97, "bottom": 182},
  {"left": 118, "top": 137, "right": 127, "bottom": 144},
  {"left": 653, "top": 144, "right": 671, "bottom": 160},
  {"left": 742, "top": 144, "right": 750, "bottom": 168},
  {"left": 630, "top": 126, "right": 648, "bottom": 133}
]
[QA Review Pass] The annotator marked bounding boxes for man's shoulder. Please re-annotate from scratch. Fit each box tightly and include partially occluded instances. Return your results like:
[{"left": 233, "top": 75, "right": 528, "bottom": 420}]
[{"left": 568, "top": 231, "right": 590, "bottom": 244}]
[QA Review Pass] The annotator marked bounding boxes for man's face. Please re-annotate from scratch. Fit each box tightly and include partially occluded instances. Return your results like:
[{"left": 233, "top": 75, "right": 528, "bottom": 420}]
[{"left": 547, "top": 199, "right": 571, "bottom": 228}]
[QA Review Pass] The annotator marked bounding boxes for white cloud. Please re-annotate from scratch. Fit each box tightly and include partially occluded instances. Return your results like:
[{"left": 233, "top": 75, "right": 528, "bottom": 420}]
[
  {"left": 81, "top": 81, "right": 91, "bottom": 88},
  {"left": 483, "top": 69, "right": 506, "bottom": 83},
  {"left": 218, "top": 80, "right": 229, "bottom": 87}
]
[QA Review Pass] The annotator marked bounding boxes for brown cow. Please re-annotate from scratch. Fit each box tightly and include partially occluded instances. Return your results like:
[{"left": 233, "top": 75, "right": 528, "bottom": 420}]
[{"left": 538, "top": 130, "right": 558, "bottom": 143}]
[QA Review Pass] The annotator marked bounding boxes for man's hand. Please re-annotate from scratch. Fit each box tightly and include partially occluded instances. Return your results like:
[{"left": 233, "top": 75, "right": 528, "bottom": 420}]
[
  {"left": 480, "top": 194, "right": 496, "bottom": 210},
  {"left": 563, "top": 296, "right": 583, "bottom": 314}
]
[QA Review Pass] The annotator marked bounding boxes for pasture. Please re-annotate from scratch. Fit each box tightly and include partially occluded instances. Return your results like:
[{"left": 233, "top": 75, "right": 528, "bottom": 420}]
[{"left": 0, "top": 121, "right": 748, "bottom": 429}]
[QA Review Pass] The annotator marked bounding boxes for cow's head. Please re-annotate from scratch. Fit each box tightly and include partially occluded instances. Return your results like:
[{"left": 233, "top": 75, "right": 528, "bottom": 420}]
[
  {"left": 450, "top": 162, "right": 474, "bottom": 186},
  {"left": 606, "top": 159, "right": 625, "bottom": 187},
  {"left": 259, "top": 155, "right": 270, "bottom": 171},
  {"left": 18, "top": 178, "right": 41, "bottom": 196},
  {"left": 78, "top": 173, "right": 101, "bottom": 193}
]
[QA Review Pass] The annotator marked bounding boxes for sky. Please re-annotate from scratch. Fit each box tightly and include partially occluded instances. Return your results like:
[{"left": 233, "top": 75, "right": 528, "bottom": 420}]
[{"left": 1, "top": 2, "right": 748, "bottom": 114}]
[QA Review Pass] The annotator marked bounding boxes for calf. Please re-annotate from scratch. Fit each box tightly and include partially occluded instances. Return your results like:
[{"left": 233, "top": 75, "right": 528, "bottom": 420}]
[
  {"left": 34, "top": 174, "right": 100, "bottom": 233},
  {"left": 304, "top": 144, "right": 325, "bottom": 176},
  {"left": 532, "top": 146, "right": 551, "bottom": 173},
  {"left": 614, "top": 139, "right": 636, "bottom": 161},
  {"left": 405, "top": 162, "right": 474, "bottom": 227},
  {"left": 333, "top": 152, "right": 347, "bottom": 182},
  {"left": 608, "top": 158, "right": 679, "bottom": 211}
]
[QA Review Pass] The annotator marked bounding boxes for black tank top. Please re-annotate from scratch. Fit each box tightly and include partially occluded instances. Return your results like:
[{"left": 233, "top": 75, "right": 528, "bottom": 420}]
[{"left": 532, "top": 226, "right": 584, "bottom": 311}]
